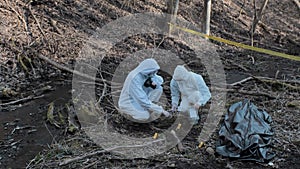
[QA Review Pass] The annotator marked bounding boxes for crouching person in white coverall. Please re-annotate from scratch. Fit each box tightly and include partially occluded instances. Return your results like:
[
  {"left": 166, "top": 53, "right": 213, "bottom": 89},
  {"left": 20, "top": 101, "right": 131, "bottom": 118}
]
[
  {"left": 170, "top": 65, "right": 211, "bottom": 124},
  {"left": 118, "top": 58, "right": 170, "bottom": 122}
]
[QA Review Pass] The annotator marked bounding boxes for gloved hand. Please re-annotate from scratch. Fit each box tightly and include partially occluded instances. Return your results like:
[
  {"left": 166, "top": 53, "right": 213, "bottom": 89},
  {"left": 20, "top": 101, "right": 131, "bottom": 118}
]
[
  {"left": 144, "top": 77, "right": 157, "bottom": 89},
  {"left": 162, "top": 110, "right": 171, "bottom": 118},
  {"left": 171, "top": 105, "right": 178, "bottom": 112},
  {"left": 193, "top": 103, "right": 201, "bottom": 110},
  {"left": 189, "top": 108, "right": 200, "bottom": 125}
]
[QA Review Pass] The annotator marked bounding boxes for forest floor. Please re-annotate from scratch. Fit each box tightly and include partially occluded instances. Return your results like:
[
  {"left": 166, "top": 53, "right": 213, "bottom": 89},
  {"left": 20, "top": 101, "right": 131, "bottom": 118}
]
[{"left": 0, "top": 0, "right": 299, "bottom": 168}]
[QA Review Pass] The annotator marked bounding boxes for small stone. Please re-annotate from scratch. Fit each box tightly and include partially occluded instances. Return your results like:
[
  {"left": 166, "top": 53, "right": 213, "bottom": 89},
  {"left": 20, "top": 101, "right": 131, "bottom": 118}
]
[
  {"left": 168, "top": 163, "right": 176, "bottom": 168},
  {"left": 268, "top": 162, "right": 274, "bottom": 166},
  {"left": 206, "top": 147, "right": 215, "bottom": 155},
  {"left": 287, "top": 100, "right": 300, "bottom": 108},
  {"left": 226, "top": 163, "right": 234, "bottom": 169}
]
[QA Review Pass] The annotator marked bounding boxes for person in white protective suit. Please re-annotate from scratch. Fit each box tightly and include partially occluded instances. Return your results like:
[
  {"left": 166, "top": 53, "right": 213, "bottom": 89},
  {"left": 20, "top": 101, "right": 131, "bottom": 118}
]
[
  {"left": 170, "top": 65, "right": 211, "bottom": 124},
  {"left": 118, "top": 58, "right": 170, "bottom": 122}
]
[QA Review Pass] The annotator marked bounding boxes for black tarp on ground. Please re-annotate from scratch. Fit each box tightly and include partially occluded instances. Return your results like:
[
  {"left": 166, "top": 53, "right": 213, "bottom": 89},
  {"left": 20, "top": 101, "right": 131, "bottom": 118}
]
[{"left": 216, "top": 99, "right": 275, "bottom": 162}]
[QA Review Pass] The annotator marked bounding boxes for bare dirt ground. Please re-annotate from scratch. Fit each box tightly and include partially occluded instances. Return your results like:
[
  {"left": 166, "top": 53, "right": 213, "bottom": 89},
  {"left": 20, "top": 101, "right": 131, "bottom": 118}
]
[{"left": 0, "top": 0, "right": 299, "bottom": 168}]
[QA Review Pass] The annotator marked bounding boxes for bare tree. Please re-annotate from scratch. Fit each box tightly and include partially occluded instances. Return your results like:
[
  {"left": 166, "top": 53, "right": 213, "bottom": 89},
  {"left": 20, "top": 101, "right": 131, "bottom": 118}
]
[
  {"left": 166, "top": 0, "right": 212, "bottom": 38},
  {"left": 250, "top": 0, "right": 269, "bottom": 46},
  {"left": 202, "top": 0, "right": 212, "bottom": 38},
  {"left": 166, "top": 0, "right": 180, "bottom": 34}
]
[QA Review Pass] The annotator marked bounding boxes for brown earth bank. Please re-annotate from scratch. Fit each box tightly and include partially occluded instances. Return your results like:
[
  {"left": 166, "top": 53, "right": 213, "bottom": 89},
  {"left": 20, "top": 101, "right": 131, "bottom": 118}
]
[{"left": 0, "top": 0, "right": 299, "bottom": 168}]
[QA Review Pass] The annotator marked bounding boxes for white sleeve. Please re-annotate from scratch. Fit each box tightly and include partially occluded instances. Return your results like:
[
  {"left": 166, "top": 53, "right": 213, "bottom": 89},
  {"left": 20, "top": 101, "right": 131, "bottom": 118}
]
[
  {"left": 170, "top": 79, "right": 180, "bottom": 106},
  {"left": 196, "top": 74, "right": 211, "bottom": 106},
  {"left": 152, "top": 74, "right": 163, "bottom": 87}
]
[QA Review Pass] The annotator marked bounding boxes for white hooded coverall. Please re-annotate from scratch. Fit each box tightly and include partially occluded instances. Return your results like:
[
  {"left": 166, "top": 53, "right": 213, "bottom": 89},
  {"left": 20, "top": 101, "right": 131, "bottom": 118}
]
[
  {"left": 170, "top": 65, "right": 211, "bottom": 124},
  {"left": 118, "top": 59, "right": 166, "bottom": 122}
]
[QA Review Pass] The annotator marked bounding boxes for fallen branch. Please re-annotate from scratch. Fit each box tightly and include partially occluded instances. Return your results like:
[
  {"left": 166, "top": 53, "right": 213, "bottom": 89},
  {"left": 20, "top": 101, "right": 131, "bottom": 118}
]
[
  {"left": 81, "top": 161, "right": 99, "bottom": 169},
  {"left": 226, "top": 60, "right": 249, "bottom": 72},
  {"left": 212, "top": 87, "right": 276, "bottom": 99},
  {"left": 37, "top": 54, "right": 120, "bottom": 86},
  {"left": 253, "top": 76, "right": 300, "bottom": 90},
  {"left": 59, "top": 139, "right": 165, "bottom": 166},
  {"left": 257, "top": 76, "right": 300, "bottom": 85},
  {"left": 229, "top": 76, "right": 253, "bottom": 86},
  {"left": 4, "top": 0, "right": 27, "bottom": 32},
  {"left": 0, "top": 95, "right": 44, "bottom": 106},
  {"left": 293, "top": 0, "right": 300, "bottom": 10},
  {"left": 28, "top": 5, "right": 45, "bottom": 37},
  {"left": 228, "top": 75, "right": 300, "bottom": 90}
]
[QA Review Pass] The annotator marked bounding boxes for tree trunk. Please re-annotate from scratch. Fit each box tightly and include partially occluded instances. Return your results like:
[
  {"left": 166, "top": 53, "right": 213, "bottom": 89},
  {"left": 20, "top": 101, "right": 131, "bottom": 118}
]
[
  {"left": 166, "top": 0, "right": 175, "bottom": 14},
  {"left": 203, "top": 0, "right": 212, "bottom": 39},
  {"left": 251, "top": 0, "right": 269, "bottom": 34},
  {"left": 166, "top": 0, "right": 180, "bottom": 34}
]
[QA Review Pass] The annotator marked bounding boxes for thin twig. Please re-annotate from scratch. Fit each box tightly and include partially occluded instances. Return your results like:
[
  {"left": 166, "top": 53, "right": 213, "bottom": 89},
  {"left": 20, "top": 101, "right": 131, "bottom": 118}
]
[
  {"left": 226, "top": 59, "right": 249, "bottom": 72},
  {"left": 238, "top": 0, "right": 246, "bottom": 18},
  {"left": 156, "top": 36, "right": 166, "bottom": 49},
  {"left": 26, "top": 157, "right": 37, "bottom": 169},
  {"left": 0, "top": 94, "right": 44, "bottom": 106},
  {"left": 293, "top": 0, "right": 300, "bottom": 10},
  {"left": 95, "top": 83, "right": 107, "bottom": 106},
  {"left": 81, "top": 161, "right": 99, "bottom": 169},
  {"left": 250, "top": 0, "right": 269, "bottom": 37},
  {"left": 229, "top": 77, "right": 253, "bottom": 86},
  {"left": 250, "top": 0, "right": 256, "bottom": 47},
  {"left": 49, "top": 18, "right": 62, "bottom": 35},
  {"left": 28, "top": 5, "right": 45, "bottom": 36},
  {"left": 44, "top": 122, "right": 57, "bottom": 144},
  {"left": 4, "top": 0, "right": 27, "bottom": 32}
]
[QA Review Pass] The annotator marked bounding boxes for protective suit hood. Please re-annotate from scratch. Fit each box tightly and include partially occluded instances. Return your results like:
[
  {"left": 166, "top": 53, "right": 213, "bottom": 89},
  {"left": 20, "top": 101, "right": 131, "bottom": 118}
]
[
  {"left": 170, "top": 65, "right": 212, "bottom": 123},
  {"left": 173, "top": 65, "right": 190, "bottom": 81},
  {"left": 135, "top": 59, "right": 160, "bottom": 76}
]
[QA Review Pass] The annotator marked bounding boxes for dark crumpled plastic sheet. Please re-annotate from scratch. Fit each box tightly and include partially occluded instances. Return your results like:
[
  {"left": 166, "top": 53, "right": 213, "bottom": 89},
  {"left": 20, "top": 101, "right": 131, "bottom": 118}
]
[{"left": 216, "top": 99, "right": 275, "bottom": 162}]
